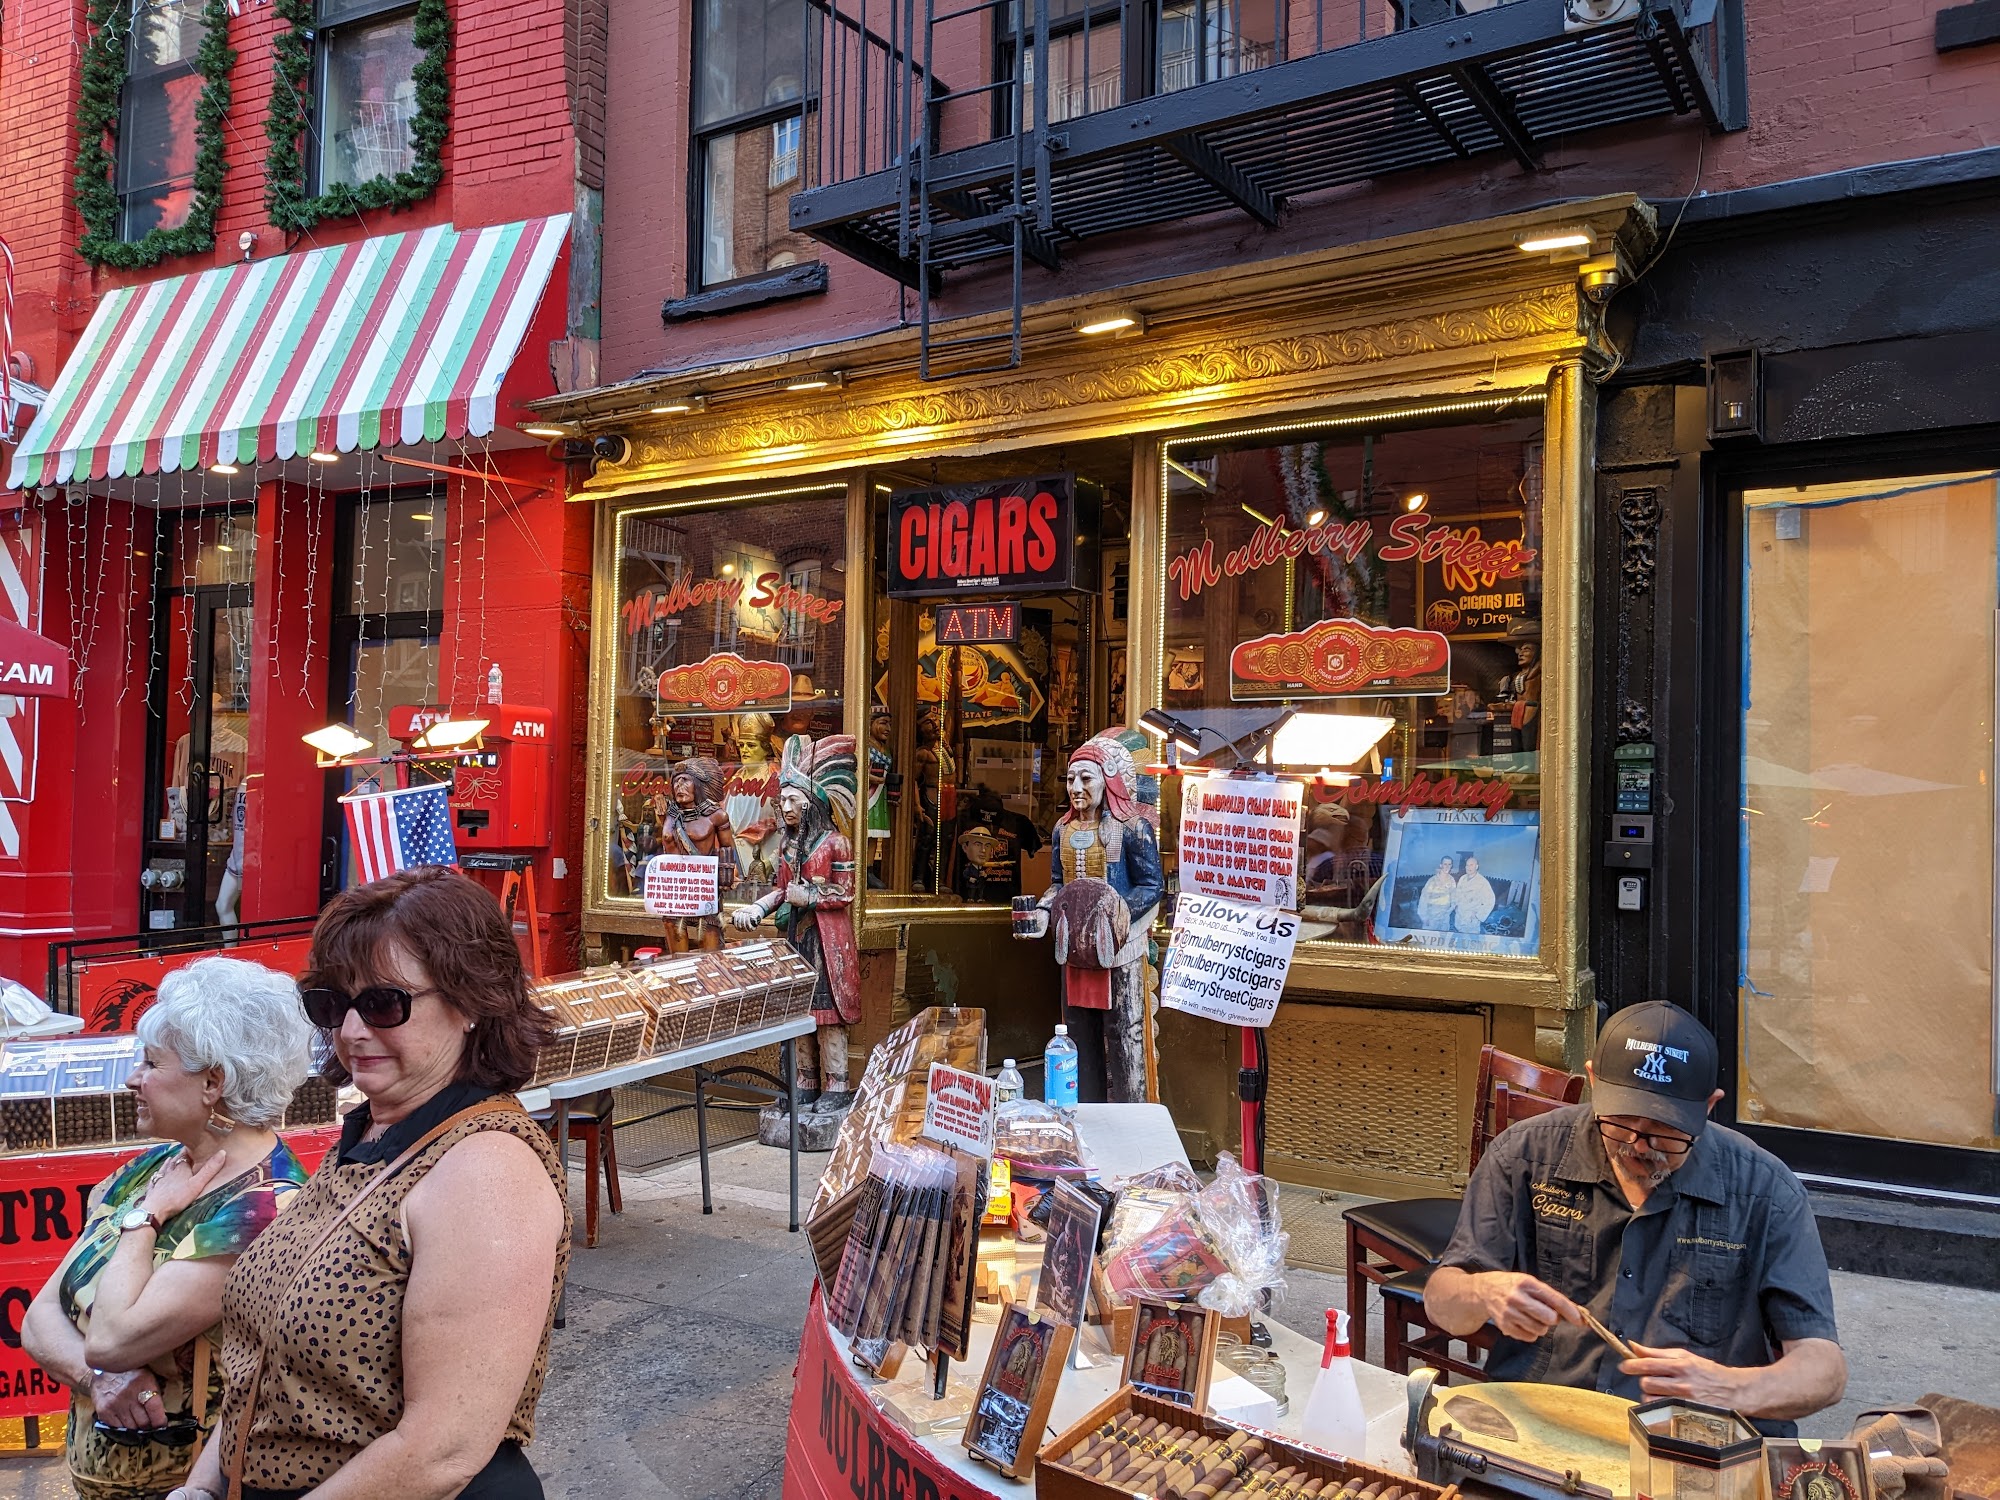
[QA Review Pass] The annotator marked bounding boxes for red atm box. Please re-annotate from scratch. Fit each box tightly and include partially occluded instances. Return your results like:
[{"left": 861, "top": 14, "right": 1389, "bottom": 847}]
[{"left": 388, "top": 703, "right": 553, "bottom": 850}]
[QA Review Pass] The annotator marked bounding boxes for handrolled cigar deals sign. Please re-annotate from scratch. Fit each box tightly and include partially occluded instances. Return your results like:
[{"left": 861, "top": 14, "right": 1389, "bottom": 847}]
[
  {"left": 642, "top": 854, "right": 722, "bottom": 917},
  {"left": 1159, "top": 895, "right": 1300, "bottom": 1029},
  {"left": 921, "top": 1063, "right": 996, "bottom": 1158},
  {"left": 1177, "top": 774, "right": 1303, "bottom": 909}
]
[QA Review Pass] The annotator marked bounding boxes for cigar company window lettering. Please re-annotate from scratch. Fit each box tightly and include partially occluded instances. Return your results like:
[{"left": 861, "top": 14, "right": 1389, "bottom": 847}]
[{"left": 1161, "top": 406, "right": 1548, "bottom": 959}]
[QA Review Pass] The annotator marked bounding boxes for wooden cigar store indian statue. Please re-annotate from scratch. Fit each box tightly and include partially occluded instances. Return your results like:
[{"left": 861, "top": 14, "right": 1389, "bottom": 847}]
[
  {"left": 661, "top": 755, "right": 733, "bottom": 952},
  {"left": 1017, "top": 731, "right": 1163, "bottom": 1102},
  {"left": 732, "top": 735, "right": 860, "bottom": 1143}
]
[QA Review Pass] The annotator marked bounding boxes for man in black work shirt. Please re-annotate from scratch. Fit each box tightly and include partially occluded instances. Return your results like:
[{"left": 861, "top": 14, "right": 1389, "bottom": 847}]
[{"left": 1425, "top": 1002, "right": 1846, "bottom": 1432}]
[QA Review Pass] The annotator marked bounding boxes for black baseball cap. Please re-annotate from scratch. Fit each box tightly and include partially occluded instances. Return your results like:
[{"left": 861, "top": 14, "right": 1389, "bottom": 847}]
[{"left": 1591, "top": 1001, "right": 1719, "bottom": 1138}]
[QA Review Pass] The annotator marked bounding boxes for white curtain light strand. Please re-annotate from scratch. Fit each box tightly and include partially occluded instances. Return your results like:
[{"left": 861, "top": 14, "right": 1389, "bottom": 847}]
[
  {"left": 351, "top": 451, "right": 373, "bottom": 721},
  {"left": 301, "top": 459, "right": 323, "bottom": 700},
  {"left": 424, "top": 441, "right": 441, "bottom": 702},
  {"left": 143, "top": 476, "right": 164, "bottom": 710},
  {"left": 271, "top": 455, "right": 288, "bottom": 687},
  {"left": 477, "top": 436, "right": 492, "bottom": 701}
]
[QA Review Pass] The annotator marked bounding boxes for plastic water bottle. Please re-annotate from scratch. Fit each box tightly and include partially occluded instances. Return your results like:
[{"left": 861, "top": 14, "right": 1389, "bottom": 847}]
[
  {"left": 994, "top": 1059, "right": 1025, "bottom": 1105},
  {"left": 1043, "top": 1025, "right": 1078, "bottom": 1109},
  {"left": 1299, "top": 1308, "right": 1367, "bottom": 1459},
  {"left": 486, "top": 661, "right": 504, "bottom": 704}
]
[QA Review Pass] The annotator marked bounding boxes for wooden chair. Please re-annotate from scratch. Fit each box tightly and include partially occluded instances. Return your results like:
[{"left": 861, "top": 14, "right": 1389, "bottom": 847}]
[
  {"left": 536, "top": 1090, "right": 625, "bottom": 1249},
  {"left": 1341, "top": 1046, "right": 1584, "bottom": 1365}
]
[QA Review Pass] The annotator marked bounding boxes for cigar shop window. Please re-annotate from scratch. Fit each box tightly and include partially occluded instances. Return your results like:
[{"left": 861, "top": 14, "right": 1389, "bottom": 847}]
[
  {"left": 1159, "top": 398, "right": 1547, "bottom": 955},
  {"left": 866, "top": 457, "right": 1128, "bottom": 907},
  {"left": 607, "top": 488, "right": 848, "bottom": 917}
]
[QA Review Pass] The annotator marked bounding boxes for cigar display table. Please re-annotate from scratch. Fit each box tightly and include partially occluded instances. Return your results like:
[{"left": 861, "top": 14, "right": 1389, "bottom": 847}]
[
  {"left": 519, "top": 1013, "right": 816, "bottom": 1231},
  {"left": 781, "top": 1104, "right": 1415, "bottom": 1500}
]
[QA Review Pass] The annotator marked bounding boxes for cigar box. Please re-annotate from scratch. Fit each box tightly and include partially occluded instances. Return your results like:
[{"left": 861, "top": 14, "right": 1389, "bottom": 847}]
[
  {"left": 626, "top": 959, "right": 707, "bottom": 1052},
  {"left": 1037, "top": 1388, "right": 1455, "bottom": 1500},
  {"left": 722, "top": 942, "right": 783, "bottom": 1028},
  {"left": 694, "top": 951, "right": 755, "bottom": 1037},
  {"left": 540, "top": 970, "right": 650, "bottom": 1069}
]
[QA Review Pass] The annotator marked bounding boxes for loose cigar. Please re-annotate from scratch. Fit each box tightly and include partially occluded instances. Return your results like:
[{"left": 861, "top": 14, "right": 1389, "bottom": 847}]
[
  {"left": 1300, "top": 1480, "right": 1329, "bottom": 1497},
  {"left": 1358, "top": 1484, "right": 1385, "bottom": 1499}
]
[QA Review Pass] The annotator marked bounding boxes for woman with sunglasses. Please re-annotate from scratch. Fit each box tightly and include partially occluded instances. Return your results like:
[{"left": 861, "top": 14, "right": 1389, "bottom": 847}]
[
  {"left": 22, "top": 957, "right": 314, "bottom": 1500},
  {"left": 171, "top": 868, "right": 567, "bottom": 1500}
]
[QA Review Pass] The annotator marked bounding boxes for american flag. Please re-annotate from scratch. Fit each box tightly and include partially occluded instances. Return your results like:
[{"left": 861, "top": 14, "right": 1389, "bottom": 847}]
[{"left": 341, "top": 783, "right": 458, "bottom": 884}]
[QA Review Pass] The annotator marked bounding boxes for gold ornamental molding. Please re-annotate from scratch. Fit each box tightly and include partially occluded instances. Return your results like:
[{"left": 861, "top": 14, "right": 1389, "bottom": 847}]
[{"left": 608, "top": 282, "right": 1584, "bottom": 483}]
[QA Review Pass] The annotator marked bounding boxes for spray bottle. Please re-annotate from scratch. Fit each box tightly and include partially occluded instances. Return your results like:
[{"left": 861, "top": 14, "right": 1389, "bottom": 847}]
[{"left": 1299, "top": 1307, "right": 1367, "bottom": 1458}]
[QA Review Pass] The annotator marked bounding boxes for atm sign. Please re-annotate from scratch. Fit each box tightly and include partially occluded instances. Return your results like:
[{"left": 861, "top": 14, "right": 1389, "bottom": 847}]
[{"left": 936, "top": 604, "right": 1019, "bottom": 645}]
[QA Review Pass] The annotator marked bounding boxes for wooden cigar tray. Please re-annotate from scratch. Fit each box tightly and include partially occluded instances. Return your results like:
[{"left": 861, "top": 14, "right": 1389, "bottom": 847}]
[{"left": 1037, "top": 1388, "right": 1454, "bottom": 1500}]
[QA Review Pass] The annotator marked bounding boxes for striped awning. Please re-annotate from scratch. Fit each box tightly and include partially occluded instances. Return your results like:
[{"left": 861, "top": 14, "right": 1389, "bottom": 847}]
[{"left": 6, "top": 214, "right": 569, "bottom": 490}]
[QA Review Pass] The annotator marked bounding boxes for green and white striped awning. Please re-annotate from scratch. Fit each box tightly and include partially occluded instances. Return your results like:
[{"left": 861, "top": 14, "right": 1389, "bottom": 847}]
[{"left": 7, "top": 214, "right": 569, "bottom": 489}]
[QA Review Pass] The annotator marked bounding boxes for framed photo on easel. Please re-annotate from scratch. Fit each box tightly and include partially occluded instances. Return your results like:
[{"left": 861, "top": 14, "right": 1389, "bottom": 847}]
[
  {"left": 965, "top": 1301, "right": 1073, "bottom": 1479},
  {"left": 1120, "top": 1298, "right": 1219, "bottom": 1411}
]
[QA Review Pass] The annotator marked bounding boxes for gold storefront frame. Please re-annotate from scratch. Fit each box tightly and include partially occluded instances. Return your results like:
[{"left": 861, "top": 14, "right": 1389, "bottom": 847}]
[{"left": 568, "top": 197, "right": 1643, "bottom": 1009}]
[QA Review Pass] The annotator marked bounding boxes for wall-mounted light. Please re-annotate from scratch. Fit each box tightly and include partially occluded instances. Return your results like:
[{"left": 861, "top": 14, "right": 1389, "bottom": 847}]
[
  {"left": 1518, "top": 232, "right": 1592, "bottom": 253},
  {"left": 410, "top": 511, "right": 433, "bottom": 522},
  {"left": 1074, "top": 307, "right": 1144, "bottom": 337},
  {"left": 521, "top": 423, "right": 569, "bottom": 438},
  {"left": 302, "top": 723, "right": 375, "bottom": 765},
  {"left": 1305, "top": 507, "right": 1328, "bottom": 527},
  {"left": 720, "top": 562, "right": 736, "bottom": 575},
  {"left": 650, "top": 393, "right": 708, "bottom": 414},
  {"left": 209, "top": 462, "right": 239, "bottom": 475},
  {"left": 307, "top": 449, "right": 339, "bottom": 464},
  {"left": 784, "top": 370, "right": 845, "bottom": 393},
  {"left": 1270, "top": 711, "right": 1395, "bottom": 769},
  {"left": 411, "top": 717, "right": 490, "bottom": 751},
  {"left": 1138, "top": 708, "right": 1204, "bottom": 754},
  {"left": 1403, "top": 491, "right": 1429, "bottom": 512}
]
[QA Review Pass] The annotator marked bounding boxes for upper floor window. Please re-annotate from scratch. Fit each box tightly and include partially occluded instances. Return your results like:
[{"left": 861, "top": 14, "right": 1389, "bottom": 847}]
[
  {"left": 120, "top": 0, "right": 207, "bottom": 239},
  {"left": 316, "top": 0, "right": 423, "bottom": 189},
  {"left": 693, "top": 0, "right": 819, "bottom": 288}
]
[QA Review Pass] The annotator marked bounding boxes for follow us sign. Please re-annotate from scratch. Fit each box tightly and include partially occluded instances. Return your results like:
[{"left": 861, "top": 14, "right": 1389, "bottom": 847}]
[{"left": 1158, "top": 894, "right": 1300, "bottom": 1029}]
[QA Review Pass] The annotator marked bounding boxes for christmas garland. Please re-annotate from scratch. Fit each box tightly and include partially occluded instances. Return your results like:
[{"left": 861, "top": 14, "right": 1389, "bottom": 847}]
[
  {"left": 265, "top": 0, "right": 450, "bottom": 232},
  {"left": 73, "top": 0, "right": 236, "bottom": 269}
]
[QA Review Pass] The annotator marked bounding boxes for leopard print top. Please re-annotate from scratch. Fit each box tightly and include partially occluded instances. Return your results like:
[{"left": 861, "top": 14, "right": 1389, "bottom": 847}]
[{"left": 213, "top": 1103, "right": 571, "bottom": 1490}]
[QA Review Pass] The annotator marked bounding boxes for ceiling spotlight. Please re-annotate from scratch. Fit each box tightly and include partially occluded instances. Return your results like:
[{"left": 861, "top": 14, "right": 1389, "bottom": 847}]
[
  {"left": 720, "top": 562, "right": 736, "bottom": 575},
  {"left": 521, "top": 423, "right": 569, "bottom": 438},
  {"left": 1305, "top": 507, "right": 1328, "bottom": 527},
  {"left": 1403, "top": 491, "right": 1429, "bottom": 512},
  {"left": 1074, "top": 307, "right": 1143, "bottom": 336},
  {"left": 650, "top": 393, "right": 708, "bottom": 414},
  {"left": 307, "top": 449, "right": 339, "bottom": 464},
  {"left": 1518, "top": 232, "right": 1592, "bottom": 253},
  {"left": 209, "top": 462, "right": 239, "bottom": 475},
  {"left": 410, "top": 511, "right": 433, "bottom": 522},
  {"left": 784, "top": 371, "right": 845, "bottom": 393}
]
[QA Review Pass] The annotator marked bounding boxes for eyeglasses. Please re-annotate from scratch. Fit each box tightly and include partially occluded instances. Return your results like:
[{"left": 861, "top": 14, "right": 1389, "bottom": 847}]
[
  {"left": 1596, "top": 1118, "right": 1697, "bottom": 1158},
  {"left": 95, "top": 1418, "right": 201, "bottom": 1447},
  {"left": 299, "top": 985, "right": 432, "bottom": 1030}
]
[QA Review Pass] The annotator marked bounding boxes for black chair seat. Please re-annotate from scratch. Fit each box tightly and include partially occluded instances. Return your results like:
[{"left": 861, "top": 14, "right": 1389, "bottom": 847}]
[
  {"left": 1380, "top": 1266, "right": 1434, "bottom": 1301},
  {"left": 1342, "top": 1195, "right": 1463, "bottom": 1264}
]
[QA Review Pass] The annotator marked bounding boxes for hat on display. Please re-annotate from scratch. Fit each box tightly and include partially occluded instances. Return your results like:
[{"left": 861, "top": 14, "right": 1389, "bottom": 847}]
[{"left": 1590, "top": 1001, "right": 1719, "bottom": 1138}]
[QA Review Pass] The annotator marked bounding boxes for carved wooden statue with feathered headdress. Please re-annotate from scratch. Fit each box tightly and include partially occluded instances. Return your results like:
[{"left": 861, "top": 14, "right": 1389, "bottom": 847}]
[{"left": 732, "top": 733, "right": 861, "bottom": 1113}]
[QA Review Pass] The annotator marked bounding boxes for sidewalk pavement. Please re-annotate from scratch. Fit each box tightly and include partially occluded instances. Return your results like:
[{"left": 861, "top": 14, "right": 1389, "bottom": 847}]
[{"left": 0, "top": 1140, "right": 1993, "bottom": 1500}]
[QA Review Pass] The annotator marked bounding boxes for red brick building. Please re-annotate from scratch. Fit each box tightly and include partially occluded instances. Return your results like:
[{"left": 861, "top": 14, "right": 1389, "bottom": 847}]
[
  {"left": 0, "top": 0, "right": 611, "bottom": 980},
  {"left": 552, "top": 0, "right": 2000, "bottom": 1230}
]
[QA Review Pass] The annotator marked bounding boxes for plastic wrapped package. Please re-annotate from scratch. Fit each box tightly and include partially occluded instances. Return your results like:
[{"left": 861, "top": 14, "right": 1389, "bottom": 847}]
[
  {"left": 991, "top": 1099, "right": 1087, "bottom": 1173},
  {"left": 1193, "top": 1153, "right": 1290, "bottom": 1318},
  {"left": 1100, "top": 1153, "right": 1288, "bottom": 1317}
]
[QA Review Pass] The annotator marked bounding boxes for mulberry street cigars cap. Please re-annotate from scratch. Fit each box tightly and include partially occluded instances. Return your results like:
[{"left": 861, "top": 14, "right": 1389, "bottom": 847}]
[{"left": 1590, "top": 1001, "right": 1720, "bottom": 1138}]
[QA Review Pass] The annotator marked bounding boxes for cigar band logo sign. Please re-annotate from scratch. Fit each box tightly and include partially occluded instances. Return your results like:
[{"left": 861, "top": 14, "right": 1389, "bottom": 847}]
[
  {"left": 654, "top": 652, "right": 793, "bottom": 715},
  {"left": 1230, "top": 617, "right": 1450, "bottom": 701}
]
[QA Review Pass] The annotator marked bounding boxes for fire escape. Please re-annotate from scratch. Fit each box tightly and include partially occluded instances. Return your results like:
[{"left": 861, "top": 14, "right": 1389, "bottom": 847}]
[{"left": 792, "top": 0, "right": 1745, "bottom": 377}]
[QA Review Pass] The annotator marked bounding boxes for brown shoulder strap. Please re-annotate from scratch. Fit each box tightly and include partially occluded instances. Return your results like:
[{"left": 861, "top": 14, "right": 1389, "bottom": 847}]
[{"left": 222, "top": 1097, "right": 527, "bottom": 1499}]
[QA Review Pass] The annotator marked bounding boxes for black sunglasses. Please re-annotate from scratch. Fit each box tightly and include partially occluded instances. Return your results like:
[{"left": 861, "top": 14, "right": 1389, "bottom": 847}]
[
  {"left": 300, "top": 985, "right": 422, "bottom": 1030},
  {"left": 95, "top": 1418, "right": 201, "bottom": 1447}
]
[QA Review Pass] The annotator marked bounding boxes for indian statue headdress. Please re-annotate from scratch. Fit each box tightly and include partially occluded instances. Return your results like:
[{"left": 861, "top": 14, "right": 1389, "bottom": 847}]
[{"left": 778, "top": 734, "right": 858, "bottom": 830}]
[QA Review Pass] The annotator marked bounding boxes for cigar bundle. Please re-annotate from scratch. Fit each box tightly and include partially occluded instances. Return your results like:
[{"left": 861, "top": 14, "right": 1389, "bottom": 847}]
[{"left": 1036, "top": 1392, "right": 1453, "bottom": 1500}]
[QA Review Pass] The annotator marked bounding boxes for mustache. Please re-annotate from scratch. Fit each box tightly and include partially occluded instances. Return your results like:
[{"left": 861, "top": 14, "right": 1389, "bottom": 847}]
[{"left": 1611, "top": 1142, "right": 1673, "bottom": 1185}]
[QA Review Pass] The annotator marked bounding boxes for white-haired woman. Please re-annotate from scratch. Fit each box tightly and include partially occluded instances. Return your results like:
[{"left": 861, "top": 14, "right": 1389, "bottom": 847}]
[{"left": 23, "top": 956, "right": 314, "bottom": 1500}]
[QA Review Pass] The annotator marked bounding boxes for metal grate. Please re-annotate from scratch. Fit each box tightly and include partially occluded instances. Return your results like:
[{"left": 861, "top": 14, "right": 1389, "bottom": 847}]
[{"left": 608, "top": 1083, "right": 761, "bottom": 1171}]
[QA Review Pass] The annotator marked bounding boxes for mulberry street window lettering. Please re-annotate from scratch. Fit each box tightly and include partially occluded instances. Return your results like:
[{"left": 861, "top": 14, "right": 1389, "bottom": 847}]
[
  {"left": 606, "top": 489, "right": 847, "bottom": 918},
  {"left": 1159, "top": 399, "right": 1548, "bottom": 958}
]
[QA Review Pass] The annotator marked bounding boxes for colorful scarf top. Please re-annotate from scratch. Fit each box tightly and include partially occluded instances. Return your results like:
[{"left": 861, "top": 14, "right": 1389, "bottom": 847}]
[{"left": 60, "top": 1139, "right": 308, "bottom": 1325}]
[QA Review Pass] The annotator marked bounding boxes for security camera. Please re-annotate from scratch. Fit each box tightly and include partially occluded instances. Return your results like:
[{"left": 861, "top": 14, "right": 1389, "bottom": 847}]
[
  {"left": 1579, "top": 257, "right": 1622, "bottom": 305},
  {"left": 591, "top": 434, "right": 630, "bottom": 465}
]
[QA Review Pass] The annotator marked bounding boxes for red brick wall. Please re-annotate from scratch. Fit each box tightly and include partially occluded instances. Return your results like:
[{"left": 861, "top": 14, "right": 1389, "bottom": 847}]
[{"left": 597, "top": 0, "right": 2000, "bottom": 382}]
